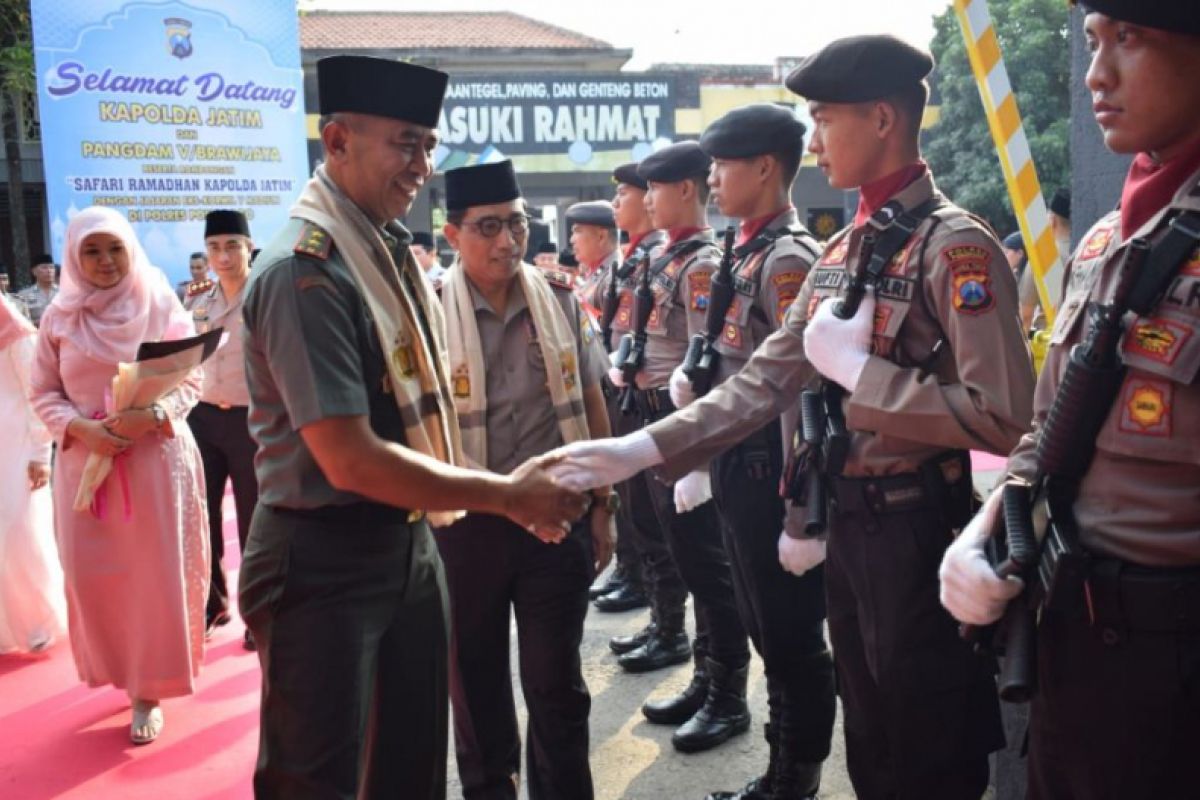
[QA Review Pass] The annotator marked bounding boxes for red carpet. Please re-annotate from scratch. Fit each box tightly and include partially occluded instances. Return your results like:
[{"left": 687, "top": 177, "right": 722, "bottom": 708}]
[{"left": 0, "top": 489, "right": 257, "bottom": 800}]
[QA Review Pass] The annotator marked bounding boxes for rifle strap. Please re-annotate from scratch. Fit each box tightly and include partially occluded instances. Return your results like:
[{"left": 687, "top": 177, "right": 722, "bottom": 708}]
[
  {"left": 857, "top": 197, "right": 946, "bottom": 287},
  {"left": 1126, "top": 208, "right": 1200, "bottom": 315},
  {"left": 627, "top": 239, "right": 708, "bottom": 339}
]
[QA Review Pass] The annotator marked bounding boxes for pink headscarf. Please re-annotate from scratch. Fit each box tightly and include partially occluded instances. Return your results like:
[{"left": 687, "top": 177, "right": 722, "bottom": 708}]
[
  {"left": 45, "top": 207, "right": 193, "bottom": 364},
  {"left": 0, "top": 292, "right": 35, "bottom": 351}
]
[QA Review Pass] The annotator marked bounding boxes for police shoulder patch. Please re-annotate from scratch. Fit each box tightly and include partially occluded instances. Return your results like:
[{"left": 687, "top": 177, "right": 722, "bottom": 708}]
[
  {"left": 293, "top": 222, "right": 332, "bottom": 260},
  {"left": 944, "top": 244, "right": 995, "bottom": 315}
]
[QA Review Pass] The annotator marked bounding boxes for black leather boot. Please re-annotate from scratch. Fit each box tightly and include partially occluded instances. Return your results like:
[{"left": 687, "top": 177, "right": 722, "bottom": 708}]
[
  {"left": 594, "top": 581, "right": 649, "bottom": 612},
  {"left": 642, "top": 662, "right": 709, "bottom": 724},
  {"left": 618, "top": 629, "right": 691, "bottom": 672},
  {"left": 589, "top": 563, "right": 630, "bottom": 600},
  {"left": 771, "top": 756, "right": 821, "bottom": 800},
  {"left": 704, "top": 724, "right": 776, "bottom": 800},
  {"left": 671, "top": 659, "right": 752, "bottom": 753},
  {"left": 610, "top": 621, "right": 656, "bottom": 655}
]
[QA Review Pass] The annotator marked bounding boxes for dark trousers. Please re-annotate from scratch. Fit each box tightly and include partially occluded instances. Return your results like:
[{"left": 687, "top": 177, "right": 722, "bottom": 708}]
[
  {"left": 188, "top": 402, "right": 259, "bottom": 621},
  {"left": 826, "top": 503, "right": 1003, "bottom": 800},
  {"left": 239, "top": 504, "right": 449, "bottom": 800},
  {"left": 1027, "top": 564, "right": 1200, "bottom": 798},
  {"left": 437, "top": 513, "right": 595, "bottom": 800},
  {"left": 711, "top": 422, "right": 836, "bottom": 763},
  {"left": 607, "top": 389, "right": 644, "bottom": 592},
  {"left": 640, "top": 401, "right": 748, "bottom": 669}
]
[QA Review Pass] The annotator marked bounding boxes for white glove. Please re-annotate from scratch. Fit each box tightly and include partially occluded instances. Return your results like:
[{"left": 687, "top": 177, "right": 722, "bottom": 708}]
[
  {"left": 673, "top": 469, "right": 712, "bottom": 513},
  {"left": 777, "top": 532, "right": 826, "bottom": 576},
  {"left": 938, "top": 489, "right": 1024, "bottom": 625},
  {"left": 669, "top": 364, "right": 697, "bottom": 408},
  {"left": 544, "top": 430, "right": 663, "bottom": 492},
  {"left": 803, "top": 290, "right": 876, "bottom": 392},
  {"left": 608, "top": 367, "right": 627, "bottom": 388}
]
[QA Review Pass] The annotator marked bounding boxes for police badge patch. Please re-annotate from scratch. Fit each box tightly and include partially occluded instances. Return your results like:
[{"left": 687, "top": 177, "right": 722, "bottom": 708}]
[
  {"left": 164, "top": 18, "right": 194, "bottom": 60},
  {"left": 945, "top": 245, "right": 995, "bottom": 315}
]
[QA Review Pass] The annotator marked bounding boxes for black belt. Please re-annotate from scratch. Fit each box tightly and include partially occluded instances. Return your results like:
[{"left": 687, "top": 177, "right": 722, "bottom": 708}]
[
  {"left": 263, "top": 501, "right": 423, "bottom": 526},
  {"left": 1078, "top": 557, "right": 1200, "bottom": 634},
  {"left": 632, "top": 386, "right": 674, "bottom": 417},
  {"left": 829, "top": 451, "right": 971, "bottom": 517},
  {"left": 198, "top": 400, "right": 247, "bottom": 412}
]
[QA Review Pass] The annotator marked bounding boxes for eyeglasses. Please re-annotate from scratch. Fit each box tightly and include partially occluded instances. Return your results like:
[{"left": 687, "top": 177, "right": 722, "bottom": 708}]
[{"left": 461, "top": 213, "right": 531, "bottom": 238}]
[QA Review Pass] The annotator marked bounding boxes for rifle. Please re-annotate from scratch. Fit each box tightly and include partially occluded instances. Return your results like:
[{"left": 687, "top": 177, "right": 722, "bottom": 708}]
[
  {"left": 973, "top": 236, "right": 1159, "bottom": 703},
  {"left": 617, "top": 259, "right": 654, "bottom": 414},
  {"left": 681, "top": 225, "right": 737, "bottom": 396},
  {"left": 598, "top": 259, "right": 621, "bottom": 353}
]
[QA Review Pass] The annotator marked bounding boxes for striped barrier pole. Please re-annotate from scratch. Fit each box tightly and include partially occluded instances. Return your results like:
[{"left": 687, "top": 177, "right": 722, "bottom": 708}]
[{"left": 953, "top": 0, "right": 1063, "bottom": 327}]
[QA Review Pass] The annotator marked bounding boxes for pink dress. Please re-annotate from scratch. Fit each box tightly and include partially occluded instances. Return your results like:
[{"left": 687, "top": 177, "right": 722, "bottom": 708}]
[{"left": 30, "top": 312, "right": 209, "bottom": 700}]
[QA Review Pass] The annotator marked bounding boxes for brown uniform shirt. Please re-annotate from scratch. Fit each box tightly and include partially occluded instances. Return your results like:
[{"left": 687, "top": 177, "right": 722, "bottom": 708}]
[
  {"left": 608, "top": 230, "right": 668, "bottom": 340},
  {"left": 1006, "top": 167, "right": 1200, "bottom": 566},
  {"left": 575, "top": 250, "right": 619, "bottom": 322},
  {"left": 648, "top": 173, "right": 1034, "bottom": 482},
  {"left": 637, "top": 228, "right": 721, "bottom": 390}
]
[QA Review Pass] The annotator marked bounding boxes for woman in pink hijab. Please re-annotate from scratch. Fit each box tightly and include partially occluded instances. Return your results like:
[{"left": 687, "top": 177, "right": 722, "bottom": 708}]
[
  {"left": 0, "top": 293, "right": 65, "bottom": 655},
  {"left": 30, "top": 207, "right": 209, "bottom": 745}
]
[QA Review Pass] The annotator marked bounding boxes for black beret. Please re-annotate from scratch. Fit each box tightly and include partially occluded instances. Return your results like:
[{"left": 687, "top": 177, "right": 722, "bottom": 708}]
[
  {"left": 1049, "top": 187, "right": 1071, "bottom": 220},
  {"left": 536, "top": 241, "right": 559, "bottom": 255},
  {"left": 33, "top": 254, "right": 55, "bottom": 266},
  {"left": 1076, "top": 1, "right": 1200, "bottom": 36},
  {"left": 444, "top": 160, "right": 522, "bottom": 211},
  {"left": 785, "top": 35, "right": 934, "bottom": 103},
  {"left": 204, "top": 209, "right": 250, "bottom": 238},
  {"left": 612, "top": 162, "right": 648, "bottom": 191},
  {"left": 558, "top": 249, "right": 578, "bottom": 268},
  {"left": 636, "top": 141, "right": 712, "bottom": 184},
  {"left": 411, "top": 231, "right": 435, "bottom": 249},
  {"left": 566, "top": 200, "right": 616, "bottom": 229},
  {"left": 1002, "top": 232, "right": 1025, "bottom": 251},
  {"left": 700, "top": 103, "right": 807, "bottom": 159},
  {"left": 317, "top": 55, "right": 448, "bottom": 128}
]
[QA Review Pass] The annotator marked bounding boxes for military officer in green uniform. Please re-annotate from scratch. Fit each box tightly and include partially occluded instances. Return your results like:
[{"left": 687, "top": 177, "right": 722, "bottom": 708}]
[{"left": 239, "top": 55, "right": 587, "bottom": 800}]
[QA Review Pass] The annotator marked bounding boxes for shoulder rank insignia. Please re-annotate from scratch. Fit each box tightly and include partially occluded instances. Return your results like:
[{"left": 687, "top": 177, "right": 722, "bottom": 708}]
[
  {"left": 186, "top": 278, "right": 213, "bottom": 297},
  {"left": 293, "top": 222, "right": 332, "bottom": 260},
  {"left": 540, "top": 268, "right": 574, "bottom": 290}
]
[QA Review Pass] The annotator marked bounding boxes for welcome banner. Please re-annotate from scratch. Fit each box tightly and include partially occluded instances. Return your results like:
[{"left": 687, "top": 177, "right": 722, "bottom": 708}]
[{"left": 32, "top": 0, "right": 309, "bottom": 283}]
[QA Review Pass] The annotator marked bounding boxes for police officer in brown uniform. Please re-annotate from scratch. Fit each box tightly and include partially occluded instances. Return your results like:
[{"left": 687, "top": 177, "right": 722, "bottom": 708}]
[
  {"left": 608, "top": 141, "right": 753, "bottom": 752},
  {"left": 184, "top": 209, "right": 259, "bottom": 647},
  {"left": 675, "top": 104, "right": 833, "bottom": 800},
  {"left": 566, "top": 197, "right": 653, "bottom": 613},
  {"left": 941, "top": 3, "right": 1200, "bottom": 796},
  {"left": 436, "top": 160, "right": 612, "bottom": 800},
  {"left": 550, "top": 36, "right": 1034, "bottom": 798},
  {"left": 239, "top": 56, "right": 586, "bottom": 799}
]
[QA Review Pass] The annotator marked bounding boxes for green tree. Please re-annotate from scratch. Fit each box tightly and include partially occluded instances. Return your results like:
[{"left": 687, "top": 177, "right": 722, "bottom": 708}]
[
  {"left": 0, "top": 0, "right": 34, "bottom": 288},
  {"left": 924, "top": 0, "right": 1070, "bottom": 235}
]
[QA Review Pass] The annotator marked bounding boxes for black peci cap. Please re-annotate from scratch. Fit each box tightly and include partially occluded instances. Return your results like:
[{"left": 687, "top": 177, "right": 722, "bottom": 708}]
[
  {"left": 785, "top": 35, "right": 934, "bottom": 104},
  {"left": 411, "top": 231, "right": 435, "bottom": 249},
  {"left": 317, "top": 55, "right": 449, "bottom": 128},
  {"left": 444, "top": 160, "right": 522, "bottom": 211},
  {"left": 204, "top": 209, "right": 250, "bottom": 238},
  {"left": 636, "top": 141, "right": 712, "bottom": 184},
  {"left": 33, "top": 253, "right": 55, "bottom": 266},
  {"left": 536, "top": 241, "right": 559, "bottom": 255},
  {"left": 1049, "top": 187, "right": 1071, "bottom": 220},
  {"left": 700, "top": 103, "right": 807, "bottom": 159},
  {"left": 566, "top": 200, "right": 616, "bottom": 229},
  {"left": 558, "top": 249, "right": 578, "bottom": 268},
  {"left": 1074, "top": 1, "right": 1200, "bottom": 36},
  {"left": 612, "top": 161, "right": 648, "bottom": 191}
]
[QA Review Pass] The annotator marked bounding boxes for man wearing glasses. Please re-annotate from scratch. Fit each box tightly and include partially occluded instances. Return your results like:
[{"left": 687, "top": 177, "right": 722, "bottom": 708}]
[
  {"left": 185, "top": 209, "right": 259, "bottom": 649},
  {"left": 436, "top": 159, "right": 614, "bottom": 800}
]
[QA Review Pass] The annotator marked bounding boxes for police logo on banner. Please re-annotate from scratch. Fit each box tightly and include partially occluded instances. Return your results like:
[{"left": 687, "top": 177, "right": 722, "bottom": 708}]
[{"left": 164, "top": 17, "right": 193, "bottom": 60}]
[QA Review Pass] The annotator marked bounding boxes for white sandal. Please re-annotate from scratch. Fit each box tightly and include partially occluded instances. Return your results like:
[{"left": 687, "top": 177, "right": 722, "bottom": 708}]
[{"left": 130, "top": 701, "right": 163, "bottom": 745}]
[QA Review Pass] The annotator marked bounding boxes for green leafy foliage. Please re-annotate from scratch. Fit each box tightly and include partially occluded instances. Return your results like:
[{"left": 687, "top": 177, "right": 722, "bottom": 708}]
[{"left": 925, "top": 0, "right": 1070, "bottom": 234}]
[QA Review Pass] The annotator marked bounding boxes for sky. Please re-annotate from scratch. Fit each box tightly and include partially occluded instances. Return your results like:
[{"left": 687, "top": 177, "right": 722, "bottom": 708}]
[{"left": 304, "top": 0, "right": 956, "bottom": 70}]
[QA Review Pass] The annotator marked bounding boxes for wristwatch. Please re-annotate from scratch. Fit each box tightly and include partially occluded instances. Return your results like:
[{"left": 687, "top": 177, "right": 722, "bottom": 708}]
[
  {"left": 592, "top": 491, "right": 621, "bottom": 515},
  {"left": 150, "top": 403, "right": 168, "bottom": 431}
]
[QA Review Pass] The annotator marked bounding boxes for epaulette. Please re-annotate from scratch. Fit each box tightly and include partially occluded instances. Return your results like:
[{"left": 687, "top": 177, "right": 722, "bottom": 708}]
[
  {"left": 293, "top": 221, "right": 332, "bottom": 260},
  {"left": 186, "top": 278, "right": 213, "bottom": 297},
  {"left": 540, "top": 268, "right": 574, "bottom": 290}
]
